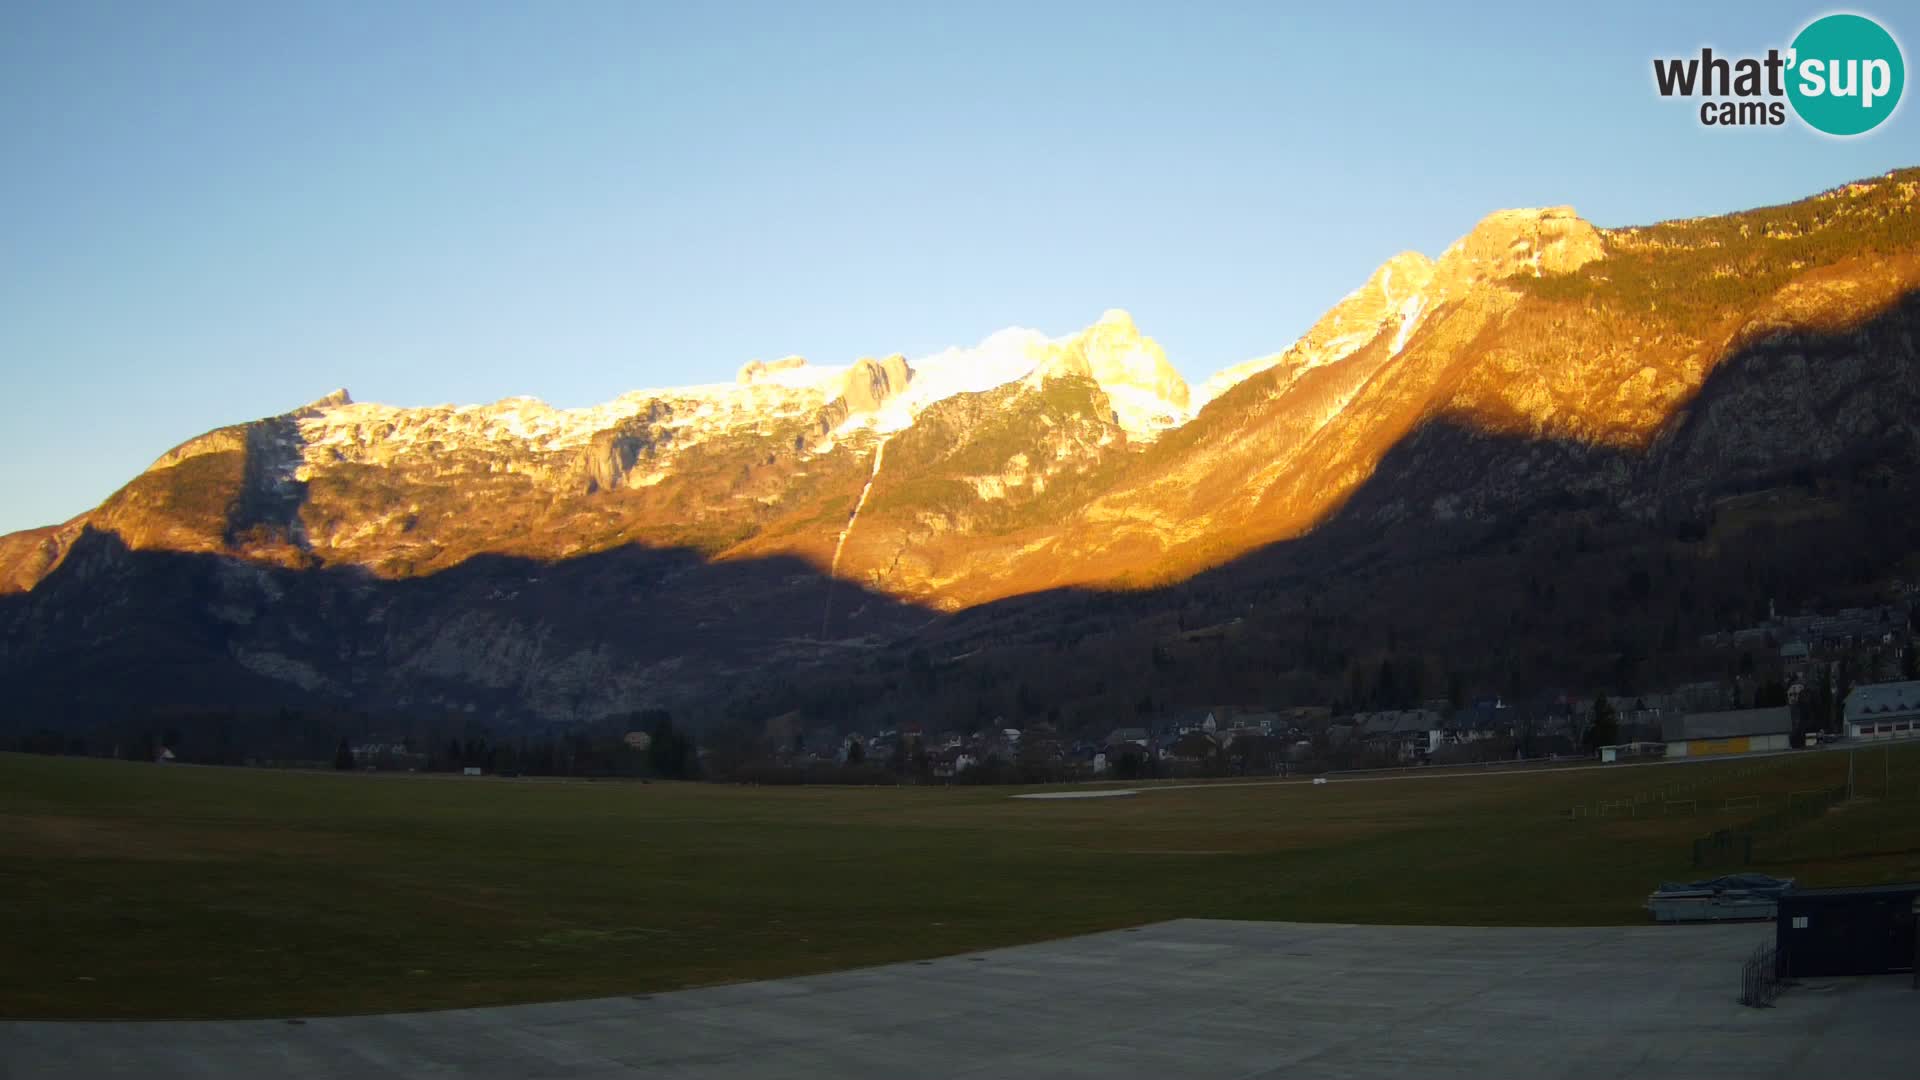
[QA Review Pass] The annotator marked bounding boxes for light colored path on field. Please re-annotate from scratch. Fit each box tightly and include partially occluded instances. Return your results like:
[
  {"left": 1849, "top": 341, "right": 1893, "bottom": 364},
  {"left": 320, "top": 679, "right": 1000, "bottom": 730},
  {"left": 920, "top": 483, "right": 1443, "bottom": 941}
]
[
  {"left": 1009, "top": 788, "right": 1139, "bottom": 800},
  {"left": 4, "top": 920, "right": 1912, "bottom": 1079}
]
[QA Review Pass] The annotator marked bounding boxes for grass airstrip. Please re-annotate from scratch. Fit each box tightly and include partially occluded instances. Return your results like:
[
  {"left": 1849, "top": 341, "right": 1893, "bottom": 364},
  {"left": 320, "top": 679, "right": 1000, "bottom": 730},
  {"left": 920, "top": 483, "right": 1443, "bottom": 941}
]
[{"left": 3, "top": 746, "right": 1917, "bottom": 1018}]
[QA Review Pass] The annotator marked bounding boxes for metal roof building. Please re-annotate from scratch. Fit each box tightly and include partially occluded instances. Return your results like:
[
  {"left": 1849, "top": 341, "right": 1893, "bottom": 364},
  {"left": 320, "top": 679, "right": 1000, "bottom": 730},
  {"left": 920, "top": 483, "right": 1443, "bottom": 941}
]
[
  {"left": 1662, "top": 707, "right": 1792, "bottom": 759},
  {"left": 1844, "top": 680, "right": 1920, "bottom": 742}
]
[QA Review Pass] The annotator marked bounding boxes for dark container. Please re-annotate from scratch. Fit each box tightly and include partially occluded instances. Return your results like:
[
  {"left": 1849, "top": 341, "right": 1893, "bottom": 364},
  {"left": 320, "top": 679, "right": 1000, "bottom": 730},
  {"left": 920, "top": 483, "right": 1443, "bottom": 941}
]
[{"left": 1775, "top": 882, "right": 1920, "bottom": 978}]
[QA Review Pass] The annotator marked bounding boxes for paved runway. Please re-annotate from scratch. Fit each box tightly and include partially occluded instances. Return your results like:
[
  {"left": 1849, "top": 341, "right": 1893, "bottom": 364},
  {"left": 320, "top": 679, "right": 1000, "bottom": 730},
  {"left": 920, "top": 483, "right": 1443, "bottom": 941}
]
[{"left": 3, "top": 920, "right": 1912, "bottom": 1078}]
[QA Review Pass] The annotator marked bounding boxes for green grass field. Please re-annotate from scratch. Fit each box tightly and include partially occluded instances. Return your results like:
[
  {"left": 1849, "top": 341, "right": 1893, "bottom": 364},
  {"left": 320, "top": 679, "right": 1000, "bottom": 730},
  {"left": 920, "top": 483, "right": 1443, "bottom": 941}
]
[{"left": 3, "top": 747, "right": 1918, "bottom": 1019}]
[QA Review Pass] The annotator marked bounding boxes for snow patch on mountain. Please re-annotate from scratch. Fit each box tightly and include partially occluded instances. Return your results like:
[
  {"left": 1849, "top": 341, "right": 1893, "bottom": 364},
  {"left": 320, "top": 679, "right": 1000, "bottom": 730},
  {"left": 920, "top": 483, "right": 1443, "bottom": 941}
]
[
  {"left": 288, "top": 310, "right": 1192, "bottom": 481},
  {"left": 295, "top": 365, "right": 850, "bottom": 475},
  {"left": 1016, "top": 309, "right": 1190, "bottom": 438},
  {"left": 284, "top": 206, "right": 1601, "bottom": 484},
  {"left": 1388, "top": 294, "right": 1426, "bottom": 356},
  {"left": 1195, "top": 251, "right": 1436, "bottom": 409}
]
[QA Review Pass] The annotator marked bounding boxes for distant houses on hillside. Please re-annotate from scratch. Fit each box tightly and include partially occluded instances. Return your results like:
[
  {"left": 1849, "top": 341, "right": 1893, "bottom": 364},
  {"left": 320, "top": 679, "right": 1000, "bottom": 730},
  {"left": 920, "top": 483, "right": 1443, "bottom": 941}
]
[
  {"left": 1700, "top": 603, "right": 1907, "bottom": 653},
  {"left": 729, "top": 590, "right": 1917, "bottom": 783}
]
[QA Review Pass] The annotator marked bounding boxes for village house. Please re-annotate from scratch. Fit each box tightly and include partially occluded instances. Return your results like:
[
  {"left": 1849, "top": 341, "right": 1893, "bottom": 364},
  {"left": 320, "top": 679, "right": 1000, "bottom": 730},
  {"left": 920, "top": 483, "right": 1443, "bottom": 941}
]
[
  {"left": 1164, "top": 730, "right": 1219, "bottom": 764},
  {"left": 1353, "top": 710, "right": 1444, "bottom": 761},
  {"left": 1275, "top": 705, "right": 1333, "bottom": 731},
  {"left": 1702, "top": 603, "right": 1910, "bottom": 653},
  {"left": 349, "top": 741, "right": 429, "bottom": 770},
  {"left": 930, "top": 746, "right": 976, "bottom": 779},
  {"left": 1235, "top": 711, "right": 1281, "bottom": 735},
  {"left": 1163, "top": 705, "right": 1287, "bottom": 738},
  {"left": 1572, "top": 696, "right": 1672, "bottom": 744},
  {"left": 1779, "top": 640, "right": 1812, "bottom": 678},
  {"left": 1217, "top": 725, "right": 1269, "bottom": 749},
  {"left": 1164, "top": 707, "right": 1217, "bottom": 736},
  {"left": 1843, "top": 680, "right": 1920, "bottom": 741},
  {"left": 1444, "top": 701, "right": 1510, "bottom": 743}
]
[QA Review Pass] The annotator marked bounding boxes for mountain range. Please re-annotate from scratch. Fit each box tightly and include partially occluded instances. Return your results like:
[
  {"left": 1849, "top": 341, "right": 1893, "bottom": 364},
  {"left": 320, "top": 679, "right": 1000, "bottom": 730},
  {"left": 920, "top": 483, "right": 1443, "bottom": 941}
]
[{"left": 4, "top": 169, "right": 1918, "bottom": 739}]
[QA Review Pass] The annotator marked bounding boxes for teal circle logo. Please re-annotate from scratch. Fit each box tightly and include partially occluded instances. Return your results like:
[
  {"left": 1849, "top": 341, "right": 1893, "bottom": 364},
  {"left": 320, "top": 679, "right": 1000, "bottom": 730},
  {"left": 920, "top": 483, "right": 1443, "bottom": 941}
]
[{"left": 1787, "top": 14, "right": 1905, "bottom": 136}]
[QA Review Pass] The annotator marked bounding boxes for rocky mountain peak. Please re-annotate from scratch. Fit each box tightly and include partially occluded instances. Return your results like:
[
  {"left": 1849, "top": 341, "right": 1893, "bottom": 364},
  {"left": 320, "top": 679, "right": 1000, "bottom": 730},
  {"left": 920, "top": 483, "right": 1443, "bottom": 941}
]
[
  {"left": 304, "top": 388, "right": 353, "bottom": 411},
  {"left": 736, "top": 356, "right": 810, "bottom": 385},
  {"left": 1435, "top": 206, "right": 1604, "bottom": 288},
  {"left": 838, "top": 354, "right": 913, "bottom": 415},
  {"left": 1374, "top": 251, "right": 1436, "bottom": 306},
  {"left": 1028, "top": 310, "right": 1190, "bottom": 437}
]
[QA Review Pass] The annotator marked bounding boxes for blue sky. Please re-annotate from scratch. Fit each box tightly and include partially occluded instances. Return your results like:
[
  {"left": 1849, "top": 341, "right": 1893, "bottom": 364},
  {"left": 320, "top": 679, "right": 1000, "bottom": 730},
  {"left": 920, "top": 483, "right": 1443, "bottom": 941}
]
[{"left": 1, "top": 1, "right": 1913, "bottom": 534}]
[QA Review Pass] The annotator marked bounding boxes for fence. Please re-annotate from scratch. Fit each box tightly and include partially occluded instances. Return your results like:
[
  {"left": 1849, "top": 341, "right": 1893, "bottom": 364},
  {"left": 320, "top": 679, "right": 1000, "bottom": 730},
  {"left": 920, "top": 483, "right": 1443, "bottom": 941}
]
[
  {"left": 1749, "top": 783, "right": 1920, "bottom": 865},
  {"left": 1687, "top": 780, "right": 1920, "bottom": 868},
  {"left": 1566, "top": 793, "right": 1806, "bottom": 821},
  {"left": 1561, "top": 755, "right": 1800, "bottom": 819},
  {"left": 1739, "top": 943, "right": 1783, "bottom": 1007},
  {"left": 1689, "top": 784, "right": 1850, "bottom": 867},
  {"left": 1692, "top": 828, "right": 1754, "bottom": 867}
]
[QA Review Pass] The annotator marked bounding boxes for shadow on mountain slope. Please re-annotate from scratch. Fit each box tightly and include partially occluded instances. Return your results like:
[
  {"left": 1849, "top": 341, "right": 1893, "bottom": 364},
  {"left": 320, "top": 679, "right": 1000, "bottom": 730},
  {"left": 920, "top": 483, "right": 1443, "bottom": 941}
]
[
  {"left": 937, "top": 282, "right": 1920, "bottom": 608},
  {"left": 0, "top": 528, "right": 936, "bottom": 730},
  {"left": 224, "top": 414, "right": 311, "bottom": 549},
  {"left": 785, "top": 286, "right": 1920, "bottom": 724},
  {"left": 3, "top": 289, "right": 1917, "bottom": 734}
]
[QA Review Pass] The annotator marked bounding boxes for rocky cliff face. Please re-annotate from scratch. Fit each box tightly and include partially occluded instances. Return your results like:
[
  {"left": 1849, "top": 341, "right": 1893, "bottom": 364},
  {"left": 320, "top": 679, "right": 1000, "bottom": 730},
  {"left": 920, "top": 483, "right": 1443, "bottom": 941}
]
[
  {"left": 3, "top": 169, "right": 1917, "bottom": 725},
  {"left": 838, "top": 354, "right": 913, "bottom": 415},
  {"left": 1198, "top": 250, "right": 1435, "bottom": 406},
  {"left": 583, "top": 400, "right": 677, "bottom": 494},
  {"left": 1027, "top": 309, "right": 1190, "bottom": 437}
]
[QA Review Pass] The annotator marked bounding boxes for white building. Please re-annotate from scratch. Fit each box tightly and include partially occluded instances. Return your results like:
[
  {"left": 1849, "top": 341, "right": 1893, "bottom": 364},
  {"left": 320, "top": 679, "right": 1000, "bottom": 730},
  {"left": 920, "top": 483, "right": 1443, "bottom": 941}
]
[{"left": 1844, "top": 680, "right": 1920, "bottom": 741}]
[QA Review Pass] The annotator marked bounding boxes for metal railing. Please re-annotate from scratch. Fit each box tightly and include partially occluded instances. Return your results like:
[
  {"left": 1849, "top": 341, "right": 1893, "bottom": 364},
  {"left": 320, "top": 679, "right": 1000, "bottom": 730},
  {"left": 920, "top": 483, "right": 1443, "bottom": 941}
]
[
  {"left": 1560, "top": 755, "right": 1800, "bottom": 819},
  {"left": 1688, "top": 784, "right": 1851, "bottom": 867},
  {"left": 1692, "top": 828, "right": 1753, "bottom": 867},
  {"left": 1739, "top": 943, "right": 1782, "bottom": 1007}
]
